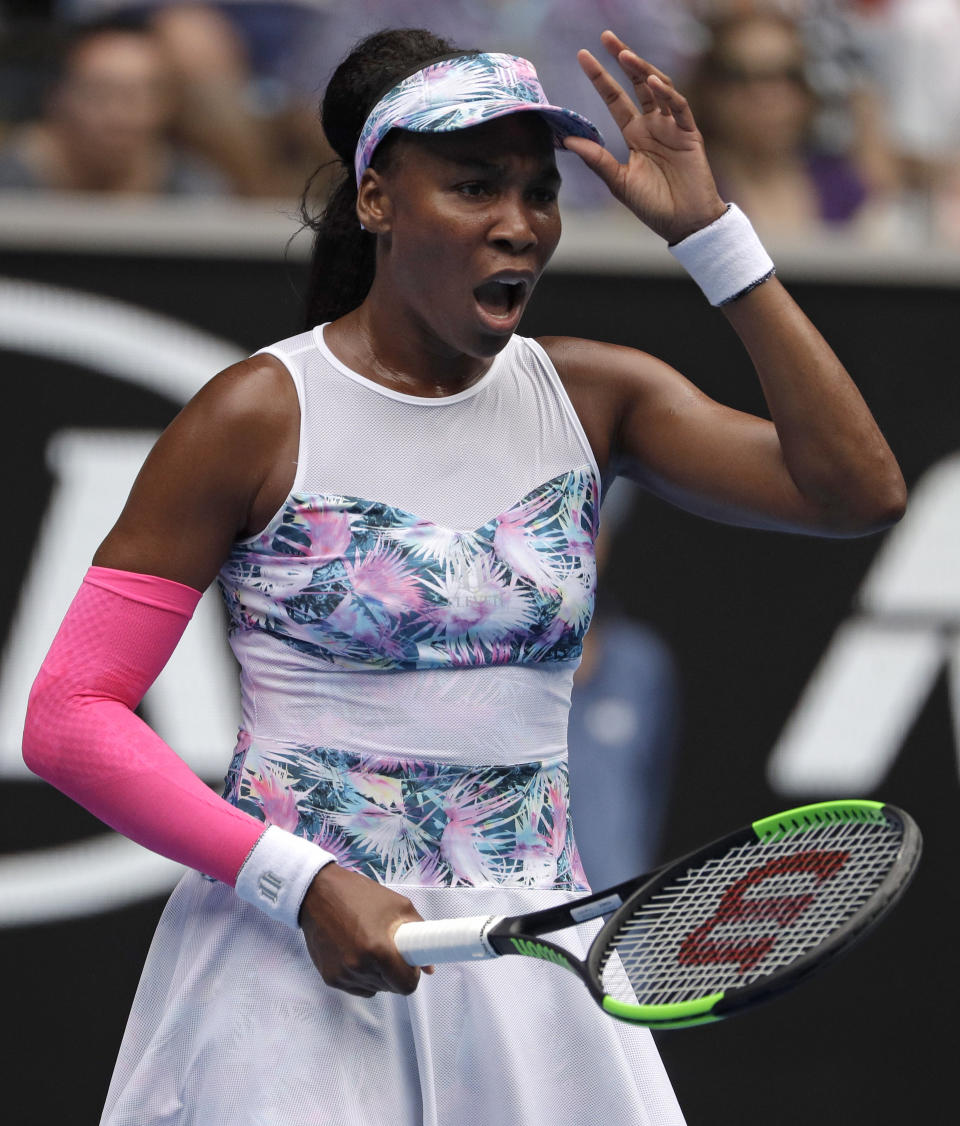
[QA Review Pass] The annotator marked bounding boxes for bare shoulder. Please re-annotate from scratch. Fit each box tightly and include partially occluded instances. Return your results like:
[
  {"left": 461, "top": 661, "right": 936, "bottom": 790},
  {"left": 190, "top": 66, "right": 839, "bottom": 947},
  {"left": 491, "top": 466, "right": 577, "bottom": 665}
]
[
  {"left": 534, "top": 335, "right": 682, "bottom": 397},
  {"left": 93, "top": 351, "right": 300, "bottom": 589},
  {"left": 184, "top": 351, "right": 297, "bottom": 436},
  {"left": 152, "top": 350, "right": 301, "bottom": 490},
  {"left": 151, "top": 349, "right": 300, "bottom": 524}
]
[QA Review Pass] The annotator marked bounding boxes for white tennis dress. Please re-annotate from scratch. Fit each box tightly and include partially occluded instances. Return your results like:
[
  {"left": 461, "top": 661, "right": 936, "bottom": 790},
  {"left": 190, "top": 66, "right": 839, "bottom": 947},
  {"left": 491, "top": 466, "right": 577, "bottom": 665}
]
[{"left": 101, "top": 326, "right": 686, "bottom": 1125}]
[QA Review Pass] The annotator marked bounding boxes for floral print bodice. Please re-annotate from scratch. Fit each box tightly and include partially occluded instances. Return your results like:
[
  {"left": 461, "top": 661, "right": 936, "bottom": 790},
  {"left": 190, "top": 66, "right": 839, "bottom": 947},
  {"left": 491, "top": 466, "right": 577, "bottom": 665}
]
[{"left": 218, "top": 466, "right": 599, "bottom": 672}]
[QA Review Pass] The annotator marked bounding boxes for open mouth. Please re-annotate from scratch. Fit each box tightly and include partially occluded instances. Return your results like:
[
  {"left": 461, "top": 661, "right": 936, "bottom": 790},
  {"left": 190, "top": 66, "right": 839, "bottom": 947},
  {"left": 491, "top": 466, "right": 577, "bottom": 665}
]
[{"left": 473, "top": 279, "right": 526, "bottom": 320}]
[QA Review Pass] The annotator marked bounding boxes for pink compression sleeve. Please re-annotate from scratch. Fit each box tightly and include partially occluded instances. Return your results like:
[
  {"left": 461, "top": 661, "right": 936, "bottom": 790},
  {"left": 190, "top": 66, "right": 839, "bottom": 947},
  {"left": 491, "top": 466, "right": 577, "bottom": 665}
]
[{"left": 22, "top": 566, "right": 266, "bottom": 886}]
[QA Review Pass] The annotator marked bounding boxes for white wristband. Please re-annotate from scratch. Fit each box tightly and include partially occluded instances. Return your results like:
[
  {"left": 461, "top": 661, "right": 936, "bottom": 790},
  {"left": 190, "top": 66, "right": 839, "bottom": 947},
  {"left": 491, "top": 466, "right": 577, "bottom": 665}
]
[
  {"left": 668, "top": 203, "right": 775, "bottom": 306},
  {"left": 235, "top": 824, "right": 336, "bottom": 929}
]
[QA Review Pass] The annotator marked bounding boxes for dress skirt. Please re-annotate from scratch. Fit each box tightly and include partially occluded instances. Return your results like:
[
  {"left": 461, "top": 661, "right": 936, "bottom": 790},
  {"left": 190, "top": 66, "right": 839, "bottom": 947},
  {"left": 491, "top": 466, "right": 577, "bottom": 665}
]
[{"left": 102, "top": 872, "right": 686, "bottom": 1125}]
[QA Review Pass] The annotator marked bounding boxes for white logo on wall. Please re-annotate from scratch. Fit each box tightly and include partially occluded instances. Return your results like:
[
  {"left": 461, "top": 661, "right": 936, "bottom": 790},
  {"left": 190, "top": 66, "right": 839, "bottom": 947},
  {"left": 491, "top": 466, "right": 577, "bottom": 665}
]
[
  {"left": 768, "top": 454, "right": 960, "bottom": 794},
  {"left": 0, "top": 278, "right": 244, "bottom": 926}
]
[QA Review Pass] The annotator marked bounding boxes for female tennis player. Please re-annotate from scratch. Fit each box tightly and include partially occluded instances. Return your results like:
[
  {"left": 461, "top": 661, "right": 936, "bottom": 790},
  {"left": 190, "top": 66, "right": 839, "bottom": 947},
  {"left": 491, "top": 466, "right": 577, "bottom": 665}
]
[{"left": 22, "top": 26, "right": 904, "bottom": 1125}]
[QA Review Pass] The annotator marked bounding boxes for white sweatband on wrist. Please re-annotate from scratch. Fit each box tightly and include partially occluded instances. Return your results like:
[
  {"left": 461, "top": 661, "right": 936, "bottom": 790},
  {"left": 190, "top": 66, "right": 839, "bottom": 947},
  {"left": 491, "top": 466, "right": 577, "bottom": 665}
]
[
  {"left": 668, "top": 203, "right": 775, "bottom": 306},
  {"left": 235, "top": 825, "right": 336, "bottom": 929}
]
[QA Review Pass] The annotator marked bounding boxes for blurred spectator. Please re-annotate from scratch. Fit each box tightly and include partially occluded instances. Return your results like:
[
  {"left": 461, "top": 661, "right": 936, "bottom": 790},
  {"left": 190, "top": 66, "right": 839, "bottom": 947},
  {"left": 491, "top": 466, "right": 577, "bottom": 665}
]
[
  {"left": 777, "top": 1, "right": 900, "bottom": 200},
  {"left": 687, "top": 2, "right": 901, "bottom": 222},
  {"left": 849, "top": 0, "right": 960, "bottom": 243},
  {"left": 568, "top": 480, "right": 681, "bottom": 888},
  {"left": 147, "top": 3, "right": 329, "bottom": 198},
  {"left": 54, "top": 2, "right": 336, "bottom": 198},
  {"left": 0, "top": 16, "right": 227, "bottom": 194},
  {"left": 687, "top": 8, "right": 877, "bottom": 237}
]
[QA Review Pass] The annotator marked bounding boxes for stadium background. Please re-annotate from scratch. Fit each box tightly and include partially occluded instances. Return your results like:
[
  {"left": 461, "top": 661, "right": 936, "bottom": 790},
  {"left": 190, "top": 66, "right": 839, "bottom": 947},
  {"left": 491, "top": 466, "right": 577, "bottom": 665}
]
[{"left": 0, "top": 197, "right": 956, "bottom": 1123}]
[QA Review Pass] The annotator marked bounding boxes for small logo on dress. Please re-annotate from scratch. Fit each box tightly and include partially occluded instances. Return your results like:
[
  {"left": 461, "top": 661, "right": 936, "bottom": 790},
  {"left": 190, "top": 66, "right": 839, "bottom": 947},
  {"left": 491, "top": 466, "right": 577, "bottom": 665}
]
[{"left": 258, "top": 871, "right": 284, "bottom": 904}]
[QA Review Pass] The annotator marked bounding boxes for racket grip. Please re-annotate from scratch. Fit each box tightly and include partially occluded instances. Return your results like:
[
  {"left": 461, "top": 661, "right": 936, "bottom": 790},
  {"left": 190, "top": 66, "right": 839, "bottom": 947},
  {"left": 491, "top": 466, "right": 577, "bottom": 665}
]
[{"left": 395, "top": 915, "right": 504, "bottom": 966}]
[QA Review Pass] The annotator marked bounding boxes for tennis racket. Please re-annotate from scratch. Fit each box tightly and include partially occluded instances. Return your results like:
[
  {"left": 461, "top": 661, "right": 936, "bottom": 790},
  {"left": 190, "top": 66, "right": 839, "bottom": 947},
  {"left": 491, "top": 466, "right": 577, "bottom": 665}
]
[{"left": 394, "top": 799, "right": 920, "bottom": 1029}]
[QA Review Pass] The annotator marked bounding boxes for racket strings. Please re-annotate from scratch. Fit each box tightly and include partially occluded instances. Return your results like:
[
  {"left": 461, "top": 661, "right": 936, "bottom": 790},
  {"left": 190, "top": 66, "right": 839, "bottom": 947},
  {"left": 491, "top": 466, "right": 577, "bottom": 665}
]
[{"left": 599, "top": 818, "right": 904, "bottom": 1006}]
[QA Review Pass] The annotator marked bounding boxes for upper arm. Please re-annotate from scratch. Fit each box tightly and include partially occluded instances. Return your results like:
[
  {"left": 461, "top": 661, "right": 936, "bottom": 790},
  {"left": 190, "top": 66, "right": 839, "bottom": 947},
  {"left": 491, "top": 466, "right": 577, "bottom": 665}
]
[
  {"left": 538, "top": 335, "right": 825, "bottom": 534},
  {"left": 93, "top": 353, "right": 299, "bottom": 590}
]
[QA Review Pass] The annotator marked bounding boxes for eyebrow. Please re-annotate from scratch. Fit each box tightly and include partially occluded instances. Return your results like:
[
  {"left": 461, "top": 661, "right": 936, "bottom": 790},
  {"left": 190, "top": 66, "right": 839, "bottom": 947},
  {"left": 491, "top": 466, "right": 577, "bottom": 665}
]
[{"left": 438, "top": 152, "right": 562, "bottom": 184}]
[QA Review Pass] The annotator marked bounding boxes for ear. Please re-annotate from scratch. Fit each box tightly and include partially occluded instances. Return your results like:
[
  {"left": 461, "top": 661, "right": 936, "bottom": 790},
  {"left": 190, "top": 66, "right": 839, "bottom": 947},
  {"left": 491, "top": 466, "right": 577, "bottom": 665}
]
[{"left": 356, "top": 168, "right": 393, "bottom": 235}]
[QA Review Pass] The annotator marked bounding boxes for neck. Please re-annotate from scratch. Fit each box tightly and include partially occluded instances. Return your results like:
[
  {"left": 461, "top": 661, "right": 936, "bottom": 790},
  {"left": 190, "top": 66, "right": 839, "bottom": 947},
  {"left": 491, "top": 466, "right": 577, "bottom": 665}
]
[{"left": 327, "top": 284, "right": 495, "bottom": 398}]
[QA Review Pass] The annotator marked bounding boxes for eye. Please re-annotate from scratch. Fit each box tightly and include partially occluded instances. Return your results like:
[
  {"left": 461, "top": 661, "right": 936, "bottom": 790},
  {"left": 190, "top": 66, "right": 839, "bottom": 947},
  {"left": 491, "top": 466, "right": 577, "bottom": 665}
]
[
  {"left": 529, "top": 185, "right": 559, "bottom": 205},
  {"left": 455, "top": 181, "right": 493, "bottom": 198}
]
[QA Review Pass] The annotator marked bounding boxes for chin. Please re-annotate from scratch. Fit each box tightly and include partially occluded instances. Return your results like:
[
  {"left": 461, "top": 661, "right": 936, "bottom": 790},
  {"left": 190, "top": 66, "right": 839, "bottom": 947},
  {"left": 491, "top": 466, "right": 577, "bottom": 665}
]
[
  {"left": 471, "top": 326, "right": 519, "bottom": 357},
  {"left": 431, "top": 317, "right": 516, "bottom": 361}
]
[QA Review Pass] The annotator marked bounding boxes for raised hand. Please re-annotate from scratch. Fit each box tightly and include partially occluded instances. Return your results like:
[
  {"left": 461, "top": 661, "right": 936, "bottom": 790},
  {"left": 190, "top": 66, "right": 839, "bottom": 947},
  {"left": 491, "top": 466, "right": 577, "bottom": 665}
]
[{"left": 564, "top": 29, "right": 726, "bottom": 244}]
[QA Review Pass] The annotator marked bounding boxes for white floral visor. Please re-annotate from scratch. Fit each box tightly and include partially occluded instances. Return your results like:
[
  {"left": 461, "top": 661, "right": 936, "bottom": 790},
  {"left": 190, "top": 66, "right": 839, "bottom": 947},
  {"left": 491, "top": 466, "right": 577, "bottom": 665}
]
[{"left": 354, "top": 52, "right": 604, "bottom": 185}]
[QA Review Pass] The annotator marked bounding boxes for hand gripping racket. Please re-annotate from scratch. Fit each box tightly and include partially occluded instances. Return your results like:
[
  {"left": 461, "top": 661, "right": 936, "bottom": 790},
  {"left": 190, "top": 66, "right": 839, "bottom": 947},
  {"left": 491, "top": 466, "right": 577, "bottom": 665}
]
[{"left": 394, "top": 800, "right": 921, "bottom": 1029}]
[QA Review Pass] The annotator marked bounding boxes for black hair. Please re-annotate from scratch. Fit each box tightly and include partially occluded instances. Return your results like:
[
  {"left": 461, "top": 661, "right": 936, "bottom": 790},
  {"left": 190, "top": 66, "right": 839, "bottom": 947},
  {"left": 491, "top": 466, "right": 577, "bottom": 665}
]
[
  {"left": 56, "top": 14, "right": 155, "bottom": 73},
  {"left": 300, "top": 28, "right": 476, "bottom": 328}
]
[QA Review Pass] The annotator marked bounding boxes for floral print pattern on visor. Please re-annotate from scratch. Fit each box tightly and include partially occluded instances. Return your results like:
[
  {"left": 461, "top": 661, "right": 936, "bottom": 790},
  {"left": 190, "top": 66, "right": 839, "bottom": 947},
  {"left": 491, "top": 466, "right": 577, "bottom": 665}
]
[{"left": 354, "top": 51, "right": 604, "bottom": 184}]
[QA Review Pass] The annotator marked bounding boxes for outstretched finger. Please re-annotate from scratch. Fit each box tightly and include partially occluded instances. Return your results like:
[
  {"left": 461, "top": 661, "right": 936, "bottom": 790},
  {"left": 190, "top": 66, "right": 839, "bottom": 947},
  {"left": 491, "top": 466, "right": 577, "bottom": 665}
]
[
  {"left": 601, "top": 29, "right": 676, "bottom": 110},
  {"left": 576, "top": 48, "right": 641, "bottom": 132},
  {"left": 647, "top": 74, "right": 698, "bottom": 132}
]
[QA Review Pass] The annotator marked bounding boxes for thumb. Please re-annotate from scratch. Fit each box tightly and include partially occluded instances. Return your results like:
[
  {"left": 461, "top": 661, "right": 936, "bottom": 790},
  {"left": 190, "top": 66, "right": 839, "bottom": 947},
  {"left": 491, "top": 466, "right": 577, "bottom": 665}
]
[{"left": 562, "top": 136, "right": 621, "bottom": 191}]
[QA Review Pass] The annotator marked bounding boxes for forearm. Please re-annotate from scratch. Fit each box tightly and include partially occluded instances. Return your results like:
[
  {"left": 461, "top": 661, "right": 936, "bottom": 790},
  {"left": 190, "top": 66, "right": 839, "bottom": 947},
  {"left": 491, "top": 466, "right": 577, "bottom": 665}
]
[
  {"left": 722, "top": 277, "right": 906, "bottom": 531},
  {"left": 22, "top": 569, "right": 334, "bottom": 926},
  {"left": 22, "top": 570, "right": 262, "bottom": 882}
]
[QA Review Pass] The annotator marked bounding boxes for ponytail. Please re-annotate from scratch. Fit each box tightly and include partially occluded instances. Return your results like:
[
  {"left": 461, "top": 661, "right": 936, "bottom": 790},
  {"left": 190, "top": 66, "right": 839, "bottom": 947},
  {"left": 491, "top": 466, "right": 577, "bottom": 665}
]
[{"left": 301, "top": 173, "right": 376, "bottom": 327}]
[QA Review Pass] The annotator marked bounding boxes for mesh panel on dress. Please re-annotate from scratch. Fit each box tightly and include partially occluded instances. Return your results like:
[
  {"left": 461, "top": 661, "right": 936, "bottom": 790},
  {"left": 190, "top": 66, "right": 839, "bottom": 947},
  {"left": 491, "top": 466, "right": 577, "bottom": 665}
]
[{"left": 278, "top": 326, "right": 598, "bottom": 529}]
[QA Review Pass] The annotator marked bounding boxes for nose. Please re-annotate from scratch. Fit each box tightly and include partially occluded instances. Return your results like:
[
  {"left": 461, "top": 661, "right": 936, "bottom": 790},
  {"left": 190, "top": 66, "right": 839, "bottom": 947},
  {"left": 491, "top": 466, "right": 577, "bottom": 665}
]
[{"left": 488, "top": 194, "right": 538, "bottom": 254}]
